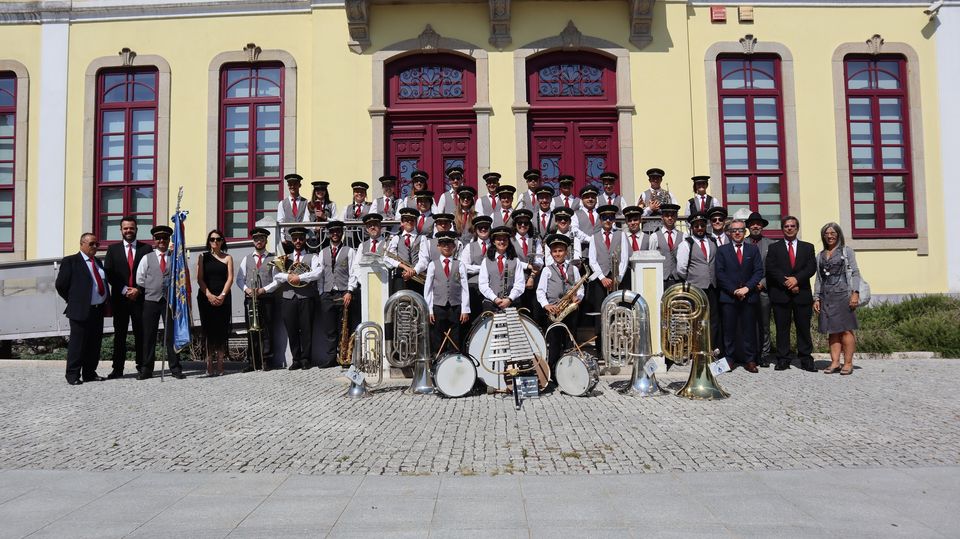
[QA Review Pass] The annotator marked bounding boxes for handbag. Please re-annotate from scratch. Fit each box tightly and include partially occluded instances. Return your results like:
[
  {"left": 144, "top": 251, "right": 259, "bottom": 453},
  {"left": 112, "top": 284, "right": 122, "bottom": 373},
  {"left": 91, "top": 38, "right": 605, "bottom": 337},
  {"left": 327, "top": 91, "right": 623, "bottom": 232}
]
[{"left": 841, "top": 246, "right": 871, "bottom": 307}]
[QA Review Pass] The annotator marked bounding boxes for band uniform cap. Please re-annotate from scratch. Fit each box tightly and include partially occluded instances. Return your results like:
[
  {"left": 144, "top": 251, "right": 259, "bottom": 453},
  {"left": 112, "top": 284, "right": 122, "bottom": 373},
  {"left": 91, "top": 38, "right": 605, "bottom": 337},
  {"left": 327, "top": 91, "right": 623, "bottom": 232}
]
[
  {"left": 457, "top": 185, "right": 477, "bottom": 197},
  {"left": 523, "top": 168, "right": 542, "bottom": 180},
  {"left": 597, "top": 204, "right": 619, "bottom": 216},
  {"left": 325, "top": 220, "right": 345, "bottom": 231},
  {"left": 361, "top": 213, "right": 383, "bottom": 225},
  {"left": 249, "top": 227, "right": 270, "bottom": 238},
  {"left": 288, "top": 226, "right": 309, "bottom": 236},
  {"left": 687, "top": 212, "right": 708, "bottom": 224},
  {"left": 472, "top": 215, "right": 493, "bottom": 227},
  {"left": 490, "top": 226, "right": 512, "bottom": 238},
  {"left": 351, "top": 181, "right": 370, "bottom": 191},
  {"left": 483, "top": 172, "right": 502, "bottom": 183},
  {"left": 706, "top": 206, "right": 728, "bottom": 219},
  {"left": 415, "top": 190, "right": 434, "bottom": 200},
  {"left": 558, "top": 174, "right": 575, "bottom": 185},
  {"left": 377, "top": 175, "right": 397, "bottom": 184},
  {"left": 599, "top": 171, "right": 618, "bottom": 182},
  {"left": 411, "top": 170, "right": 429, "bottom": 182},
  {"left": 545, "top": 233, "right": 572, "bottom": 248},
  {"left": 311, "top": 180, "right": 330, "bottom": 189},
  {"left": 151, "top": 225, "right": 173, "bottom": 237},
  {"left": 552, "top": 207, "right": 574, "bottom": 220},
  {"left": 496, "top": 184, "right": 517, "bottom": 197},
  {"left": 579, "top": 185, "right": 600, "bottom": 198},
  {"left": 398, "top": 207, "right": 420, "bottom": 219},
  {"left": 746, "top": 211, "right": 770, "bottom": 227},
  {"left": 445, "top": 165, "right": 465, "bottom": 176},
  {"left": 433, "top": 212, "right": 454, "bottom": 223},
  {"left": 435, "top": 231, "right": 458, "bottom": 242},
  {"left": 691, "top": 175, "right": 711, "bottom": 185},
  {"left": 535, "top": 186, "right": 555, "bottom": 198},
  {"left": 646, "top": 168, "right": 665, "bottom": 178},
  {"left": 512, "top": 209, "right": 533, "bottom": 222},
  {"left": 284, "top": 173, "right": 304, "bottom": 183},
  {"left": 660, "top": 203, "right": 681, "bottom": 213},
  {"left": 622, "top": 205, "right": 643, "bottom": 219}
]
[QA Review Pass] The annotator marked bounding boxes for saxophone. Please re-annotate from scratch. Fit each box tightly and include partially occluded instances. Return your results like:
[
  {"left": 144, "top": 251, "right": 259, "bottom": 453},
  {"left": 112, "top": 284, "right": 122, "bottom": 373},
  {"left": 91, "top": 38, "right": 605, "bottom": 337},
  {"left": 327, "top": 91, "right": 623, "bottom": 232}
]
[{"left": 549, "top": 268, "right": 592, "bottom": 323}]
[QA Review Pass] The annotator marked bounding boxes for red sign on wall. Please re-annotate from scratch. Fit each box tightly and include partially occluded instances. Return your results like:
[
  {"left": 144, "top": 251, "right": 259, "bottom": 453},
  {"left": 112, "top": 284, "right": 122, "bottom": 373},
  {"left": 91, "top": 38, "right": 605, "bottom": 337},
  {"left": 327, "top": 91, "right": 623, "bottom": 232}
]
[{"left": 711, "top": 6, "right": 727, "bottom": 22}]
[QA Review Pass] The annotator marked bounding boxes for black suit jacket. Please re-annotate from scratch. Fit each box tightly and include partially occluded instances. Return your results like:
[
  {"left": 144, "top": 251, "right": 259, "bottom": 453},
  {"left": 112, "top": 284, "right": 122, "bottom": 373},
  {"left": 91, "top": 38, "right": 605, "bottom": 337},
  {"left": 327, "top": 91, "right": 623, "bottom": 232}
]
[
  {"left": 104, "top": 241, "right": 153, "bottom": 301},
  {"left": 56, "top": 252, "right": 110, "bottom": 321},
  {"left": 715, "top": 242, "right": 764, "bottom": 304},
  {"left": 765, "top": 239, "right": 817, "bottom": 304}
]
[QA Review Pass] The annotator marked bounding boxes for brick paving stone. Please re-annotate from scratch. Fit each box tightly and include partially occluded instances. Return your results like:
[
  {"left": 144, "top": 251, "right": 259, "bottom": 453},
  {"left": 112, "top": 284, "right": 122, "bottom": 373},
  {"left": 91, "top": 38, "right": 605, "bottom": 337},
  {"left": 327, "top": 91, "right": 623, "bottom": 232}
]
[{"left": 0, "top": 359, "right": 957, "bottom": 476}]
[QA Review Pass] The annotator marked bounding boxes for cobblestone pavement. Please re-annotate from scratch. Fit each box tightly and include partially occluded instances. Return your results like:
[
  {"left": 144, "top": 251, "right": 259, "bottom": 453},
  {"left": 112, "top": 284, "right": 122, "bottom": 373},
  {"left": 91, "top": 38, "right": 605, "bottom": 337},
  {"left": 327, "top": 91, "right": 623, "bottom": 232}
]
[{"left": 0, "top": 359, "right": 958, "bottom": 476}]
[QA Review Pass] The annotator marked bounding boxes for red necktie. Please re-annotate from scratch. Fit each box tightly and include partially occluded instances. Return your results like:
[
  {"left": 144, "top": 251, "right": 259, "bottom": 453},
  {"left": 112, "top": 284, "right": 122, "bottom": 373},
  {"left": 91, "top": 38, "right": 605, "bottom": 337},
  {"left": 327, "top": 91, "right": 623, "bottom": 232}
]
[
  {"left": 788, "top": 241, "right": 796, "bottom": 268},
  {"left": 497, "top": 254, "right": 504, "bottom": 274},
  {"left": 371, "top": 239, "right": 378, "bottom": 253},
  {"left": 667, "top": 231, "right": 674, "bottom": 251},
  {"left": 564, "top": 197, "right": 570, "bottom": 208},
  {"left": 355, "top": 205, "right": 361, "bottom": 218},
  {"left": 296, "top": 251, "right": 302, "bottom": 264},
  {"left": 700, "top": 196, "right": 706, "bottom": 211},
  {"left": 491, "top": 196, "right": 497, "bottom": 210},
  {"left": 256, "top": 254, "right": 263, "bottom": 269},
  {"left": 292, "top": 198, "right": 298, "bottom": 217},
  {"left": 541, "top": 214, "right": 547, "bottom": 231},
  {"left": 736, "top": 244, "right": 743, "bottom": 265},
  {"left": 522, "top": 237, "right": 528, "bottom": 257},
  {"left": 462, "top": 213, "right": 469, "bottom": 229},
  {"left": 384, "top": 198, "right": 390, "bottom": 212},
  {"left": 329, "top": 248, "right": 335, "bottom": 263},
  {"left": 699, "top": 239, "right": 708, "bottom": 258},
  {"left": 631, "top": 234, "right": 639, "bottom": 250},
  {"left": 503, "top": 210, "right": 509, "bottom": 222},
  {"left": 481, "top": 242, "right": 487, "bottom": 256},
  {"left": 158, "top": 253, "right": 166, "bottom": 274},
  {"left": 558, "top": 263, "right": 567, "bottom": 281},
  {"left": 444, "top": 258, "right": 450, "bottom": 278},
  {"left": 604, "top": 232, "right": 611, "bottom": 249},
  {"left": 89, "top": 257, "right": 105, "bottom": 296},
  {"left": 127, "top": 244, "right": 134, "bottom": 287},
  {"left": 404, "top": 234, "right": 411, "bottom": 248},
  {"left": 417, "top": 216, "right": 425, "bottom": 233},
  {"left": 589, "top": 212, "right": 595, "bottom": 227}
]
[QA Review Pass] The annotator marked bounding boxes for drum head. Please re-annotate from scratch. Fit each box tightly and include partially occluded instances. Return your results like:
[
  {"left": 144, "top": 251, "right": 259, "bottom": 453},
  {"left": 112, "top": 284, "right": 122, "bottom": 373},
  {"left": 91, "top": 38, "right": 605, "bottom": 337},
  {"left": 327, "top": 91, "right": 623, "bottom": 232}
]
[
  {"left": 556, "top": 353, "right": 593, "bottom": 396},
  {"left": 466, "top": 316, "right": 503, "bottom": 390},
  {"left": 434, "top": 354, "right": 477, "bottom": 398}
]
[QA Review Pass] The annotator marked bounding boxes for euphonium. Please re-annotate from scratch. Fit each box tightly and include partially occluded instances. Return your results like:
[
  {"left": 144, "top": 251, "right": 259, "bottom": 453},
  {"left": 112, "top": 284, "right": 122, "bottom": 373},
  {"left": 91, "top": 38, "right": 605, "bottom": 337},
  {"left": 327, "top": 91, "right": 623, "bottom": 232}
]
[
  {"left": 383, "top": 290, "right": 434, "bottom": 394},
  {"left": 346, "top": 322, "right": 384, "bottom": 398},
  {"left": 270, "top": 254, "right": 311, "bottom": 288},
  {"left": 660, "top": 283, "right": 729, "bottom": 400}
]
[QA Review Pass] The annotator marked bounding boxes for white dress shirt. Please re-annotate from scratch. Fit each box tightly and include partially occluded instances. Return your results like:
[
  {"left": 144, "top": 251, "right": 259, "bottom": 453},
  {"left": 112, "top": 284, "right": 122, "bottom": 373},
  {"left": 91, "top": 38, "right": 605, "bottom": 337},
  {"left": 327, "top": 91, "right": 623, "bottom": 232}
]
[
  {"left": 478, "top": 255, "right": 525, "bottom": 302},
  {"left": 424, "top": 257, "right": 471, "bottom": 315},
  {"left": 536, "top": 262, "right": 583, "bottom": 307}
]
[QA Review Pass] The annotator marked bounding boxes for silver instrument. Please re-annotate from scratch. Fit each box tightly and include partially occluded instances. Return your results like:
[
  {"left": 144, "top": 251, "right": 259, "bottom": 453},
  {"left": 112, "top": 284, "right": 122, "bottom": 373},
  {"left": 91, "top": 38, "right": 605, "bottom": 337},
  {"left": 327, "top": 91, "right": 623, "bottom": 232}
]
[
  {"left": 548, "top": 322, "right": 600, "bottom": 397},
  {"left": 600, "top": 290, "right": 662, "bottom": 397},
  {"left": 346, "top": 322, "right": 384, "bottom": 398},
  {"left": 383, "top": 290, "right": 434, "bottom": 395}
]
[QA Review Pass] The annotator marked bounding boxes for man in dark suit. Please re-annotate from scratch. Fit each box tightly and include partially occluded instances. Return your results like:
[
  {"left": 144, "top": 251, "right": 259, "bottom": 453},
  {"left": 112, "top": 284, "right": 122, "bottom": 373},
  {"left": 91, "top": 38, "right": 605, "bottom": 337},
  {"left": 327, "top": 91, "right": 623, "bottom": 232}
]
[
  {"left": 765, "top": 215, "right": 818, "bottom": 372},
  {"left": 103, "top": 216, "right": 153, "bottom": 378},
  {"left": 55, "top": 233, "right": 110, "bottom": 385},
  {"left": 715, "top": 219, "right": 764, "bottom": 372}
]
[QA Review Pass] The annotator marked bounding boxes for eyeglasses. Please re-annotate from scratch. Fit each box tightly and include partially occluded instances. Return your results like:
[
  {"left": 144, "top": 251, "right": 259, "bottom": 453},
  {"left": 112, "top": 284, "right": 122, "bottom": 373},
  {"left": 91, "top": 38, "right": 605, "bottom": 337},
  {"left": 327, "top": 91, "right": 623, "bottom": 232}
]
[
  {"left": 209, "top": 237, "right": 223, "bottom": 242},
  {"left": 710, "top": 217, "right": 725, "bottom": 223},
  {"left": 516, "top": 221, "right": 530, "bottom": 226},
  {"left": 601, "top": 216, "right": 616, "bottom": 221},
  {"left": 85, "top": 241, "right": 100, "bottom": 247},
  {"left": 154, "top": 236, "right": 170, "bottom": 241},
  {"left": 728, "top": 227, "right": 745, "bottom": 233}
]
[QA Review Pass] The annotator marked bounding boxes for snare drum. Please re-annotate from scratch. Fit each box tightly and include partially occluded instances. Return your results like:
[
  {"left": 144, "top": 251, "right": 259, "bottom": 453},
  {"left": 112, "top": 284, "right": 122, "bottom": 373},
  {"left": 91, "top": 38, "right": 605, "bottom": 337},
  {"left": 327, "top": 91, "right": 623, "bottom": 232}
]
[
  {"left": 555, "top": 351, "right": 600, "bottom": 396},
  {"left": 434, "top": 353, "right": 477, "bottom": 398},
  {"left": 466, "top": 313, "right": 547, "bottom": 391}
]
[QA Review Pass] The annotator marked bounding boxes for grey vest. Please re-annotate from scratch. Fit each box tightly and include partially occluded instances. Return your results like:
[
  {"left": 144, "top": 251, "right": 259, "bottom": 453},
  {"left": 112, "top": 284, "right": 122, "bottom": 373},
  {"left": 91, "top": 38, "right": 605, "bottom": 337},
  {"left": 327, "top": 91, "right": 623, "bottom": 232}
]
[
  {"left": 280, "top": 251, "right": 317, "bottom": 300},
  {"left": 576, "top": 209, "right": 599, "bottom": 237},
  {"left": 684, "top": 236, "right": 716, "bottom": 289},
  {"left": 345, "top": 201, "right": 371, "bottom": 220},
  {"left": 533, "top": 209, "right": 555, "bottom": 239},
  {"left": 478, "top": 194, "right": 498, "bottom": 215},
  {"left": 309, "top": 201, "right": 336, "bottom": 222},
  {"left": 552, "top": 195, "right": 580, "bottom": 211},
  {"left": 655, "top": 229, "right": 681, "bottom": 281},
  {"left": 687, "top": 194, "right": 716, "bottom": 216},
  {"left": 467, "top": 241, "right": 488, "bottom": 284},
  {"left": 320, "top": 245, "right": 350, "bottom": 293},
  {"left": 430, "top": 258, "right": 463, "bottom": 307},
  {"left": 360, "top": 236, "right": 383, "bottom": 256},
  {"left": 491, "top": 208, "right": 513, "bottom": 229},
  {"left": 625, "top": 231, "right": 647, "bottom": 255},
  {"left": 142, "top": 251, "right": 170, "bottom": 302},
  {"left": 512, "top": 235, "right": 534, "bottom": 263},
  {"left": 455, "top": 210, "right": 476, "bottom": 243},
  {"left": 484, "top": 256, "right": 516, "bottom": 298},
  {"left": 375, "top": 196, "right": 397, "bottom": 219},
  {"left": 244, "top": 251, "right": 275, "bottom": 297},
  {"left": 415, "top": 215, "right": 434, "bottom": 237},
  {"left": 440, "top": 190, "right": 457, "bottom": 213},
  {"left": 545, "top": 263, "right": 575, "bottom": 303},
  {"left": 395, "top": 233, "right": 420, "bottom": 264},
  {"left": 600, "top": 193, "right": 623, "bottom": 209},
  {"left": 280, "top": 197, "right": 308, "bottom": 222},
  {"left": 592, "top": 229, "right": 623, "bottom": 277}
]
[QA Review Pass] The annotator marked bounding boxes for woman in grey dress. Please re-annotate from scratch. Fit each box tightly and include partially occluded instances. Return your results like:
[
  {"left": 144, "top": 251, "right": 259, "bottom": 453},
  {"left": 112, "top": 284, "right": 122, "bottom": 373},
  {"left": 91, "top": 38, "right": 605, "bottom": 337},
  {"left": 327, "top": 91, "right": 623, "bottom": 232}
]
[{"left": 813, "top": 223, "right": 861, "bottom": 375}]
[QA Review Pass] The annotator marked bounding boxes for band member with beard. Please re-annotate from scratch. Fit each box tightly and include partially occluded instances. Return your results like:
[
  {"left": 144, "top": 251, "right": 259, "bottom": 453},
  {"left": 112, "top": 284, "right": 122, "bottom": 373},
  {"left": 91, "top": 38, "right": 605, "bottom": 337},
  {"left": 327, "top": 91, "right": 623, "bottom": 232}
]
[
  {"left": 273, "top": 227, "right": 321, "bottom": 370},
  {"left": 315, "top": 220, "right": 358, "bottom": 368},
  {"left": 103, "top": 216, "right": 152, "bottom": 378}
]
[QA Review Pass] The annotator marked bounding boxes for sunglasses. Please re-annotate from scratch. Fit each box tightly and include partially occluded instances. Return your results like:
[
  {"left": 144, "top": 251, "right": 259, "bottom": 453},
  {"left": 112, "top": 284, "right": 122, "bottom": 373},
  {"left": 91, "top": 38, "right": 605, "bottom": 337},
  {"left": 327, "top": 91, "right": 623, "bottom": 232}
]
[
  {"left": 601, "top": 216, "right": 616, "bottom": 221},
  {"left": 710, "top": 217, "right": 725, "bottom": 223},
  {"left": 85, "top": 241, "right": 100, "bottom": 247},
  {"left": 209, "top": 237, "right": 223, "bottom": 242},
  {"left": 728, "top": 227, "right": 745, "bottom": 233},
  {"left": 154, "top": 236, "right": 170, "bottom": 241}
]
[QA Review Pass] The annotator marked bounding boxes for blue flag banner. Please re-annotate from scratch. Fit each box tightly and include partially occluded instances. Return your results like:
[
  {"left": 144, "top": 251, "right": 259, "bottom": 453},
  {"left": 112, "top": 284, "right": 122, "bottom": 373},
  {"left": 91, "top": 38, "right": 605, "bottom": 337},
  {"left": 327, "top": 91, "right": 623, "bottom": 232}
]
[{"left": 168, "top": 208, "right": 192, "bottom": 352}]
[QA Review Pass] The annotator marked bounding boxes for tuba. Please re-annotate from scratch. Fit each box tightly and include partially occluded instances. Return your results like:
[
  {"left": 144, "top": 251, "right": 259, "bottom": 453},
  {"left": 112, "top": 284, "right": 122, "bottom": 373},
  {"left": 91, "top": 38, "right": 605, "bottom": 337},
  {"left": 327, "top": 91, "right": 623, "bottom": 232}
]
[
  {"left": 661, "top": 283, "right": 729, "bottom": 400},
  {"left": 383, "top": 290, "right": 434, "bottom": 394},
  {"left": 600, "top": 290, "right": 662, "bottom": 396},
  {"left": 345, "top": 322, "right": 384, "bottom": 398},
  {"left": 270, "top": 254, "right": 311, "bottom": 287}
]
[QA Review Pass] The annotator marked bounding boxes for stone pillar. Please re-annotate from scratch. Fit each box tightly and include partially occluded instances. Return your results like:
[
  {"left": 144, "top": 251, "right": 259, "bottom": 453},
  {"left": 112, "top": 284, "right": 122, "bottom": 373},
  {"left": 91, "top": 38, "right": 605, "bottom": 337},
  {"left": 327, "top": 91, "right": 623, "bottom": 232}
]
[{"left": 630, "top": 250, "right": 666, "bottom": 372}]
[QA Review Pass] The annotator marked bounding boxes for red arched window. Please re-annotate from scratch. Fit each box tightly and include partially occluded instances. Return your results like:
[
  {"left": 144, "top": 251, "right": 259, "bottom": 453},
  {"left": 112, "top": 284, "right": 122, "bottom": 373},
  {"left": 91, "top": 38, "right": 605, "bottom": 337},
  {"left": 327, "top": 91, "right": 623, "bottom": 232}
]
[
  {"left": 386, "top": 54, "right": 477, "bottom": 198},
  {"left": 526, "top": 52, "right": 618, "bottom": 193},
  {"left": 0, "top": 73, "right": 16, "bottom": 252},
  {"left": 219, "top": 63, "right": 284, "bottom": 240},
  {"left": 94, "top": 67, "right": 159, "bottom": 245},
  {"left": 843, "top": 55, "right": 914, "bottom": 238},
  {"left": 716, "top": 55, "right": 787, "bottom": 231}
]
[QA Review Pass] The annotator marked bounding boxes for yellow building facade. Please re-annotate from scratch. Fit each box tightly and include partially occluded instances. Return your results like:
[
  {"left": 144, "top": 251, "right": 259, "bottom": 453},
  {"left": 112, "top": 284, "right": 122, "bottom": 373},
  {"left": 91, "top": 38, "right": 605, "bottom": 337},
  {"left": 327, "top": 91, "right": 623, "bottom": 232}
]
[{"left": 0, "top": 0, "right": 956, "bottom": 296}]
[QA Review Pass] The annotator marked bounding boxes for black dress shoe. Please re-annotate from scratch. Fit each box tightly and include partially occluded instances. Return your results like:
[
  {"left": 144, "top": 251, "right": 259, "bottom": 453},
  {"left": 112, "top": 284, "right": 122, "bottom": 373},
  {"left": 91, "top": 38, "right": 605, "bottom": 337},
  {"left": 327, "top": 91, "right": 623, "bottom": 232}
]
[
  {"left": 83, "top": 375, "right": 107, "bottom": 382},
  {"left": 774, "top": 364, "right": 791, "bottom": 371},
  {"left": 745, "top": 362, "right": 759, "bottom": 373},
  {"left": 288, "top": 363, "right": 302, "bottom": 371},
  {"left": 726, "top": 359, "right": 737, "bottom": 371},
  {"left": 107, "top": 370, "right": 124, "bottom": 380},
  {"left": 67, "top": 379, "right": 83, "bottom": 386},
  {"left": 241, "top": 366, "right": 255, "bottom": 373},
  {"left": 137, "top": 373, "right": 153, "bottom": 380},
  {"left": 301, "top": 364, "right": 313, "bottom": 371},
  {"left": 172, "top": 373, "right": 187, "bottom": 379},
  {"left": 800, "top": 364, "right": 818, "bottom": 372}
]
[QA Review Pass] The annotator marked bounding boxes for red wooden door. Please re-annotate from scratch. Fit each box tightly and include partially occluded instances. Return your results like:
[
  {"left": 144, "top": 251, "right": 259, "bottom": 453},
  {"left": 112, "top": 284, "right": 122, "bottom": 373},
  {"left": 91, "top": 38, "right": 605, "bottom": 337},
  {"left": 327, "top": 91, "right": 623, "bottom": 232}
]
[
  {"left": 388, "top": 121, "right": 475, "bottom": 198},
  {"left": 529, "top": 119, "right": 618, "bottom": 193}
]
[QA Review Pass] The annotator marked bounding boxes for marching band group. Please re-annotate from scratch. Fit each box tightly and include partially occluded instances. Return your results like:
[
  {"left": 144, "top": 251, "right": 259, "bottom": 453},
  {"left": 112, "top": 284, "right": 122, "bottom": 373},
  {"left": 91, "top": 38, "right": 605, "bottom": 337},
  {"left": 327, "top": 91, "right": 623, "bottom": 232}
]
[{"left": 57, "top": 165, "right": 863, "bottom": 386}]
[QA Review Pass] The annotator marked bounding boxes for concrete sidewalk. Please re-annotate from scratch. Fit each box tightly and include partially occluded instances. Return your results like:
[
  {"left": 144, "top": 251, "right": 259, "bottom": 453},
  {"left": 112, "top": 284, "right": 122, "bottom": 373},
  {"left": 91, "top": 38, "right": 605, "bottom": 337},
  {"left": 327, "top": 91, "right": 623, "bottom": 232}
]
[{"left": 1, "top": 466, "right": 956, "bottom": 538}]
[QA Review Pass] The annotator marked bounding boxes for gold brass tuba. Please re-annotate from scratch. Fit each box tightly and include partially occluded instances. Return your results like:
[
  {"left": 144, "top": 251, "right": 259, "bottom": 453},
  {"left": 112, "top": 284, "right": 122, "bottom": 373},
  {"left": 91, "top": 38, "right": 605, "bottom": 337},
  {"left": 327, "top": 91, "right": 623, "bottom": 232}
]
[
  {"left": 660, "top": 283, "right": 729, "bottom": 400},
  {"left": 345, "top": 322, "right": 384, "bottom": 398},
  {"left": 383, "top": 290, "right": 434, "bottom": 394},
  {"left": 270, "top": 254, "right": 311, "bottom": 288}
]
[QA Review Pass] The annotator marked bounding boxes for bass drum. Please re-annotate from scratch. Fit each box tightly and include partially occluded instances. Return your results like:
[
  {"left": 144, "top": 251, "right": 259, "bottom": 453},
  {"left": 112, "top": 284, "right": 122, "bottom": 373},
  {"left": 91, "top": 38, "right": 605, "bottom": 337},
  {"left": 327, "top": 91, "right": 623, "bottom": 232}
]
[
  {"left": 434, "top": 353, "right": 477, "bottom": 398},
  {"left": 555, "top": 351, "right": 600, "bottom": 396},
  {"left": 467, "top": 312, "right": 547, "bottom": 392}
]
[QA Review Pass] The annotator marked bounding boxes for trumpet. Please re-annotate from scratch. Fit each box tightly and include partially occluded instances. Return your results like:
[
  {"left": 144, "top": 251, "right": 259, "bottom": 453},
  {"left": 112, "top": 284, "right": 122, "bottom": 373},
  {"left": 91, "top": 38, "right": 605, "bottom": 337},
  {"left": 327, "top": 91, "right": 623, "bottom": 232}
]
[{"left": 549, "top": 268, "right": 591, "bottom": 323}]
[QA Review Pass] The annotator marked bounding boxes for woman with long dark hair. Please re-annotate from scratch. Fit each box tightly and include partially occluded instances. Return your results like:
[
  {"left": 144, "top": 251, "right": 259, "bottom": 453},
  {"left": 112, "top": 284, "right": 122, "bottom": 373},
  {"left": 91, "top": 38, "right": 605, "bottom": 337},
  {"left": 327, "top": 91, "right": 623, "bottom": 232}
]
[
  {"left": 196, "top": 229, "right": 234, "bottom": 376},
  {"left": 813, "top": 222, "right": 860, "bottom": 375},
  {"left": 478, "top": 226, "right": 525, "bottom": 314}
]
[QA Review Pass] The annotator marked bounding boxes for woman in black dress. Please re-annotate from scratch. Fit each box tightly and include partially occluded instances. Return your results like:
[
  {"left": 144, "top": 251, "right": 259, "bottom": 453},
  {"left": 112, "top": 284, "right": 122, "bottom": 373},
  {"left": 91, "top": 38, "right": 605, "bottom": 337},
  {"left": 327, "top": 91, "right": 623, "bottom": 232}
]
[{"left": 197, "top": 229, "right": 234, "bottom": 376}]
